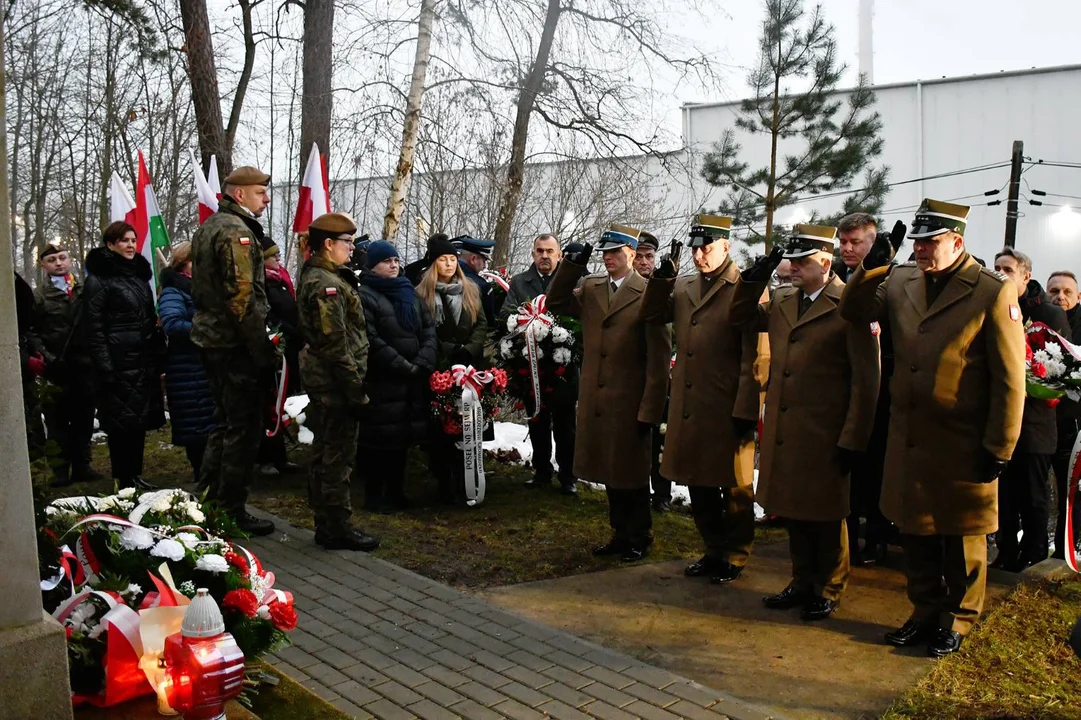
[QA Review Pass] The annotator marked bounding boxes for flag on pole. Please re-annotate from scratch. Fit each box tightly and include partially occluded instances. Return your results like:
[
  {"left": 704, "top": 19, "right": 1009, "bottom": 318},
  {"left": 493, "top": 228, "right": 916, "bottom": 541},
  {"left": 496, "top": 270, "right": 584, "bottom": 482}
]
[
  {"left": 292, "top": 143, "right": 331, "bottom": 233},
  {"left": 109, "top": 171, "right": 137, "bottom": 225},
  {"left": 190, "top": 149, "right": 219, "bottom": 224},
  {"left": 207, "top": 154, "right": 222, "bottom": 202},
  {"left": 133, "top": 150, "right": 171, "bottom": 299}
]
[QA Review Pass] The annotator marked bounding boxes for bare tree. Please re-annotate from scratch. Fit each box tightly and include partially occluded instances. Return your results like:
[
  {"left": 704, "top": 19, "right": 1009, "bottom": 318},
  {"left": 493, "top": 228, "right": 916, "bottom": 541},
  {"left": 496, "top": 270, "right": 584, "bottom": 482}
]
[{"left": 299, "top": 0, "right": 334, "bottom": 175}]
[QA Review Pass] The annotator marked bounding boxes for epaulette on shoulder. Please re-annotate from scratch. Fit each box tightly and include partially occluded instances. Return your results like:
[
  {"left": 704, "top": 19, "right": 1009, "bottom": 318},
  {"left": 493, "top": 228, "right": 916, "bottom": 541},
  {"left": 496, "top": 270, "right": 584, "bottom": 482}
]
[{"left": 980, "top": 267, "right": 1008, "bottom": 283}]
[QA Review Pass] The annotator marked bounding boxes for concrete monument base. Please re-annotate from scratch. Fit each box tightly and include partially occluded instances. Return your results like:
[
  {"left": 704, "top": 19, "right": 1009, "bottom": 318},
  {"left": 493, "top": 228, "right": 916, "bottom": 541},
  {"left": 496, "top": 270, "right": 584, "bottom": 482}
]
[{"left": 0, "top": 612, "right": 74, "bottom": 720}]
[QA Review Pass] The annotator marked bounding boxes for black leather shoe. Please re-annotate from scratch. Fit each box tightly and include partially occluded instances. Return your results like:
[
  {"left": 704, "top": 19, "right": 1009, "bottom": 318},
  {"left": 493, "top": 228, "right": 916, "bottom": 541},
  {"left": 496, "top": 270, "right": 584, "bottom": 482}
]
[
  {"left": 763, "top": 585, "right": 810, "bottom": 609},
  {"left": 709, "top": 561, "right": 744, "bottom": 585},
  {"left": 928, "top": 629, "right": 963, "bottom": 658},
  {"left": 560, "top": 482, "right": 578, "bottom": 496},
  {"left": 133, "top": 476, "right": 157, "bottom": 491},
  {"left": 233, "top": 511, "right": 275, "bottom": 537},
  {"left": 593, "top": 541, "right": 625, "bottom": 556},
  {"left": 324, "top": 529, "right": 380, "bottom": 552},
  {"left": 801, "top": 597, "right": 840, "bottom": 621},
  {"left": 885, "top": 619, "right": 936, "bottom": 647},
  {"left": 685, "top": 556, "right": 720, "bottom": 577},
  {"left": 621, "top": 545, "right": 648, "bottom": 562},
  {"left": 314, "top": 527, "right": 327, "bottom": 546}
]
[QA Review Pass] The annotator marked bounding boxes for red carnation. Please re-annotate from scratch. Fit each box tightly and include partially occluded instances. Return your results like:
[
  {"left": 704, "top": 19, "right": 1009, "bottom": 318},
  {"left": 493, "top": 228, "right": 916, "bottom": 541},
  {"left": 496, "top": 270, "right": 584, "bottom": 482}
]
[
  {"left": 513, "top": 401, "right": 525, "bottom": 411},
  {"left": 1047, "top": 398, "right": 1061, "bottom": 409},
  {"left": 222, "top": 589, "right": 260, "bottom": 618},
  {"left": 268, "top": 601, "right": 298, "bottom": 631},
  {"left": 554, "top": 366, "right": 566, "bottom": 377},
  {"left": 1032, "top": 362, "right": 1047, "bottom": 379},
  {"left": 224, "top": 551, "right": 249, "bottom": 575},
  {"left": 444, "top": 418, "right": 462, "bottom": 435}
]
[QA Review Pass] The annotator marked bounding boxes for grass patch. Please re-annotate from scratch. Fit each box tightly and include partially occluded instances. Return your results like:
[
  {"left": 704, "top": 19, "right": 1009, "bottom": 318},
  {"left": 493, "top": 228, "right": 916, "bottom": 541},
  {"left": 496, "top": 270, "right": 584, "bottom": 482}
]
[
  {"left": 882, "top": 578, "right": 1081, "bottom": 720},
  {"left": 40, "top": 425, "right": 783, "bottom": 589}
]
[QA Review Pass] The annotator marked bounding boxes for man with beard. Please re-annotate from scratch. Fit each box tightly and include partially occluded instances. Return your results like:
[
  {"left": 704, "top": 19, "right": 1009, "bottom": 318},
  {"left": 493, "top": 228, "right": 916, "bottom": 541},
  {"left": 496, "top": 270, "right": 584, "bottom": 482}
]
[
  {"left": 501, "top": 234, "right": 578, "bottom": 494},
  {"left": 1047, "top": 270, "right": 1081, "bottom": 559}
]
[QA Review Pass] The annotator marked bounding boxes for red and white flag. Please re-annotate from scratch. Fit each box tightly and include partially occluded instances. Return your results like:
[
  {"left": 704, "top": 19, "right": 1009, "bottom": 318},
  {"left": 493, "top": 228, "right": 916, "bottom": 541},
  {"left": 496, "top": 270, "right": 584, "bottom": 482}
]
[
  {"left": 189, "top": 149, "right": 220, "bottom": 224},
  {"left": 109, "top": 171, "right": 136, "bottom": 225},
  {"left": 292, "top": 143, "right": 330, "bottom": 233}
]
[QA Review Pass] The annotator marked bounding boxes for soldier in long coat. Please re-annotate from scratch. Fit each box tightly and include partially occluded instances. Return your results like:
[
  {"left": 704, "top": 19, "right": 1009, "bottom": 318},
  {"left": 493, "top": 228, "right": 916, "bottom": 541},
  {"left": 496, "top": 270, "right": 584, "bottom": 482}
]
[
  {"left": 641, "top": 214, "right": 769, "bottom": 584},
  {"left": 297, "top": 213, "right": 380, "bottom": 551},
  {"left": 548, "top": 223, "right": 671, "bottom": 561},
  {"left": 839, "top": 199, "right": 1026, "bottom": 657},
  {"left": 731, "top": 224, "right": 880, "bottom": 622}
]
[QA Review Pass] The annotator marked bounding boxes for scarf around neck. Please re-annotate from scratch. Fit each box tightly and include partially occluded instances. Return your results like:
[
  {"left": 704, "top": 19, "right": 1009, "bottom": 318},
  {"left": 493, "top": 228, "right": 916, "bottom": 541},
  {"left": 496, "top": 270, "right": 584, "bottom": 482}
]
[
  {"left": 435, "top": 280, "right": 464, "bottom": 325},
  {"left": 362, "top": 273, "right": 418, "bottom": 331}
]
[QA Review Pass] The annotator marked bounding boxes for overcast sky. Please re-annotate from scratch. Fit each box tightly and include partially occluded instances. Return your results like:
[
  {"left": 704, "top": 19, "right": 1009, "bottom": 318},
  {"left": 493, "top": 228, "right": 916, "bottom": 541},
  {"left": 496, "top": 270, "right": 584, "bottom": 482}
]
[{"left": 678, "top": 0, "right": 1081, "bottom": 105}]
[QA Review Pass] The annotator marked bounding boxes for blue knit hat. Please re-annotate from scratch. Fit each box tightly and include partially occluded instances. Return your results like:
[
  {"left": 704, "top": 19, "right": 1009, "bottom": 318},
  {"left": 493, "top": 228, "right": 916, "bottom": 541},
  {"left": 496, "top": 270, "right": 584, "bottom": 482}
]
[{"left": 366, "top": 240, "right": 399, "bottom": 269}]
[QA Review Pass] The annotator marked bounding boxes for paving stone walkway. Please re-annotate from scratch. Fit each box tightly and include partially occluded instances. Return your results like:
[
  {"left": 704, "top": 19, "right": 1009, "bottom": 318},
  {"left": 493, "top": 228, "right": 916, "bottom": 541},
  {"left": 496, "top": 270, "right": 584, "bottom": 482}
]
[{"left": 247, "top": 511, "right": 782, "bottom": 720}]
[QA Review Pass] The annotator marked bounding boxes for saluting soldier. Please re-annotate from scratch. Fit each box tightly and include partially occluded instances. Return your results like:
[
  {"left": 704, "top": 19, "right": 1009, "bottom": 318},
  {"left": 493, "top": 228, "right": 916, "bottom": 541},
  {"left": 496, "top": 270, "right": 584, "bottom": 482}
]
[
  {"left": 839, "top": 199, "right": 1026, "bottom": 657},
  {"left": 297, "top": 213, "right": 380, "bottom": 551},
  {"left": 548, "top": 224, "right": 672, "bottom": 561},
  {"left": 452, "top": 235, "right": 498, "bottom": 327},
  {"left": 731, "top": 225, "right": 880, "bottom": 621},
  {"left": 641, "top": 215, "right": 769, "bottom": 584},
  {"left": 190, "top": 166, "right": 277, "bottom": 536}
]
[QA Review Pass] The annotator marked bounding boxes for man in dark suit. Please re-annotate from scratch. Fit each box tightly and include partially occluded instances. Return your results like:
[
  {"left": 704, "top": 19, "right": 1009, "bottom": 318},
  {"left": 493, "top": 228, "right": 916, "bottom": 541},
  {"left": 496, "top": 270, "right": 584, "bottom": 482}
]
[{"left": 501, "top": 234, "right": 579, "bottom": 493}]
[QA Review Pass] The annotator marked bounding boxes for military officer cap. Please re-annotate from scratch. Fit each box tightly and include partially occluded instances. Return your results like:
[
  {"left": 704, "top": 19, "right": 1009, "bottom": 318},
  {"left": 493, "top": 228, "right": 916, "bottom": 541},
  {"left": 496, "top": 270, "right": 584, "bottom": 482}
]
[
  {"left": 596, "top": 223, "right": 641, "bottom": 251},
  {"left": 223, "top": 165, "right": 271, "bottom": 187},
  {"left": 784, "top": 224, "right": 838, "bottom": 259},
  {"left": 688, "top": 214, "right": 733, "bottom": 248},
  {"left": 909, "top": 198, "right": 970, "bottom": 239},
  {"left": 637, "top": 231, "right": 659, "bottom": 251},
  {"left": 309, "top": 212, "right": 358, "bottom": 236},
  {"left": 452, "top": 235, "right": 495, "bottom": 258}
]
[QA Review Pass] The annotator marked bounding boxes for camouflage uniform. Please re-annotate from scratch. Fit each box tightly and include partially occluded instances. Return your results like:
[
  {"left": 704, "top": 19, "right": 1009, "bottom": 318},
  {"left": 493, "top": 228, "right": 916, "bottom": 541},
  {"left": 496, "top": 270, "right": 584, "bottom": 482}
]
[
  {"left": 297, "top": 254, "right": 369, "bottom": 539},
  {"left": 190, "top": 195, "right": 276, "bottom": 513}
]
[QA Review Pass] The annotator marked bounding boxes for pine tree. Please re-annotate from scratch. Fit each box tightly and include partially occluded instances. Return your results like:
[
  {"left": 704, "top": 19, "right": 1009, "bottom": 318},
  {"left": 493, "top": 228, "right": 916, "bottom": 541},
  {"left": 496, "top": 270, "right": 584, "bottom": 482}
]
[{"left": 700, "top": 0, "right": 887, "bottom": 249}]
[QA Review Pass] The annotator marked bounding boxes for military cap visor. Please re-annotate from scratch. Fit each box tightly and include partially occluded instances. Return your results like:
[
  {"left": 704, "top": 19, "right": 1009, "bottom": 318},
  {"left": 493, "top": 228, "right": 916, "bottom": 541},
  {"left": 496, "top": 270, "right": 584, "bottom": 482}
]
[
  {"left": 223, "top": 166, "right": 271, "bottom": 187},
  {"left": 308, "top": 212, "right": 358, "bottom": 236},
  {"left": 908, "top": 212, "right": 968, "bottom": 239},
  {"left": 597, "top": 229, "right": 639, "bottom": 251},
  {"left": 689, "top": 214, "right": 733, "bottom": 248},
  {"left": 452, "top": 236, "right": 495, "bottom": 258},
  {"left": 784, "top": 224, "right": 838, "bottom": 259},
  {"left": 637, "top": 232, "right": 659, "bottom": 251}
]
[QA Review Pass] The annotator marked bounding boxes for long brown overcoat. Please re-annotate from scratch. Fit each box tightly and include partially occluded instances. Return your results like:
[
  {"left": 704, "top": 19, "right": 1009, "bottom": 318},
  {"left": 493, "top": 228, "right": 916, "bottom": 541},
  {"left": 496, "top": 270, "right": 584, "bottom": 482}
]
[
  {"left": 548, "top": 261, "right": 671, "bottom": 490},
  {"left": 640, "top": 260, "right": 769, "bottom": 488},
  {"left": 839, "top": 256, "right": 1026, "bottom": 536},
  {"left": 730, "top": 274, "right": 881, "bottom": 522}
]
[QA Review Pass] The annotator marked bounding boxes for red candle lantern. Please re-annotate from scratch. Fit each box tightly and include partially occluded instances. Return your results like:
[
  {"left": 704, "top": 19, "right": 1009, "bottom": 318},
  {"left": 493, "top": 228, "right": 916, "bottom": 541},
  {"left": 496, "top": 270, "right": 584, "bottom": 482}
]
[{"left": 161, "top": 588, "right": 245, "bottom": 719}]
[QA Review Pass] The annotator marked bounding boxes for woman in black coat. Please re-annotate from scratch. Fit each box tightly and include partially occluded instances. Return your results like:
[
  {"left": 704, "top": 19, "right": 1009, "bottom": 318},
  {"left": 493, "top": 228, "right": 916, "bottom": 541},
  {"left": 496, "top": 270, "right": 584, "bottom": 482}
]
[
  {"left": 84, "top": 221, "right": 165, "bottom": 489},
  {"left": 356, "top": 241, "right": 437, "bottom": 511},
  {"left": 158, "top": 242, "right": 215, "bottom": 484}
]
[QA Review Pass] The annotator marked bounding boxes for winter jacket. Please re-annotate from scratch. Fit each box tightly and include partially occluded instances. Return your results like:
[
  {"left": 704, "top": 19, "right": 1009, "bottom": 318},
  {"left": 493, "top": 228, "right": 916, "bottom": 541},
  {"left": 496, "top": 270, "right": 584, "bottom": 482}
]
[
  {"left": 355, "top": 280, "right": 437, "bottom": 450},
  {"left": 83, "top": 247, "right": 165, "bottom": 435},
  {"left": 433, "top": 288, "right": 488, "bottom": 369},
  {"left": 158, "top": 268, "right": 215, "bottom": 446},
  {"left": 33, "top": 274, "right": 93, "bottom": 383},
  {"left": 1019, "top": 279, "right": 1072, "bottom": 454},
  {"left": 297, "top": 255, "right": 368, "bottom": 406}
]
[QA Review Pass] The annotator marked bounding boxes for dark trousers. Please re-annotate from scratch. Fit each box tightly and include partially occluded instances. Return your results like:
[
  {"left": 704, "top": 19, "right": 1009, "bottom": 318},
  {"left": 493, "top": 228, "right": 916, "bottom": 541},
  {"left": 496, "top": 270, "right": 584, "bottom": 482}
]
[
  {"left": 786, "top": 518, "right": 849, "bottom": 601},
  {"left": 258, "top": 432, "right": 288, "bottom": 467},
  {"left": 360, "top": 444, "right": 410, "bottom": 508},
  {"left": 184, "top": 438, "right": 208, "bottom": 485},
  {"left": 42, "top": 378, "right": 95, "bottom": 474},
  {"left": 529, "top": 405, "right": 576, "bottom": 485},
  {"left": 688, "top": 484, "right": 755, "bottom": 567},
  {"left": 650, "top": 424, "right": 671, "bottom": 504},
  {"left": 605, "top": 487, "right": 653, "bottom": 548},
  {"left": 998, "top": 451, "right": 1053, "bottom": 567},
  {"left": 107, "top": 430, "right": 146, "bottom": 481},
  {"left": 308, "top": 395, "right": 358, "bottom": 537},
  {"left": 847, "top": 407, "right": 893, "bottom": 550},
  {"left": 902, "top": 533, "right": 987, "bottom": 635},
  {"left": 1053, "top": 419, "right": 1080, "bottom": 559},
  {"left": 199, "top": 349, "right": 263, "bottom": 514}
]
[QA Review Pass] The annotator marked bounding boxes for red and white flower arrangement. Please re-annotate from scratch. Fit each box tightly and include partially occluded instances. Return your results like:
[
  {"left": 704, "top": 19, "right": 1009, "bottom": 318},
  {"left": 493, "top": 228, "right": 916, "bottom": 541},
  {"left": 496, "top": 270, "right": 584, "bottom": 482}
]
[
  {"left": 496, "top": 294, "right": 582, "bottom": 416},
  {"left": 429, "top": 366, "right": 508, "bottom": 435},
  {"left": 1025, "top": 321, "right": 1081, "bottom": 406}
]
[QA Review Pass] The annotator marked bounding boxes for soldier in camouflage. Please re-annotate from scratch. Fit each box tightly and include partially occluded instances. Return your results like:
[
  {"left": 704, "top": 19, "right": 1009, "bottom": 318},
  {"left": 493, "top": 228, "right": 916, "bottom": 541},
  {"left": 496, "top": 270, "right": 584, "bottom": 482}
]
[
  {"left": 297, "top": 213, "right": 380, "bottom": 551},
  {"left": 190, "top": 166, "right": 277, "bottom": 536}
]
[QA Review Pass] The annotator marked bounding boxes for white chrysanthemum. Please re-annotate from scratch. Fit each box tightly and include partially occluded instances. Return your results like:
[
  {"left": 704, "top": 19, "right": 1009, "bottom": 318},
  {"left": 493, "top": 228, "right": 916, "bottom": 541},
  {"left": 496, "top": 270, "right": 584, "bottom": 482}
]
[
  {"left": 500, "top": 339, "right": 514, "bottom": 359},
  {"left": 659, "top": 423, "right": 667, "bottom": 436},
  {"left": 150, "top": 538, "right": 186, "bottom": 562},
  {"left": 1045, "top": 358, "right": 1067, "bottom": 378},
  {"left": 1045, "top": 342, "right": 1063, "bottom": 358},
  {"left": 120, "top": 526, "right": 155, "bottom": 551},
  {"left": 195, "top": 554, "right": 230, "bottom": 574},
  {"left": 117, "top": 487, "right": 137, "bottom": 499},
  {"left": 175, "top": 532, "right": 202, "bottom": 551},
  {"left": 506, "top": 315, "right": 517, "bottom": 332},
  {"left": 151, "top": 496, "right": 173, "bottom": 513},
  {"left": 1071, "top": 370, "right": 1081, "bottom": 381},
  {"left": 1033, "top": 349, "right": 1051, "bottom": 365},
  {"left": 551, "top": 326, "right": 570, "bottom": 344},
  {"left": 87, "top": 623, "right": 106, "bottom": 640},
  {"left": 124, "top": 583, "right": 142, "bottom": 597},
  {"left": 532, "top": 322, "right": 550, "bottom": 341},
  {"left": 183, "top": 502, "right": 205, "bottom": 524},
  {"left": 68, "top": 602, "right": 97, "bottom": 633},
  {"left": 552, "top": 347, "right": 572, "bottom": 365}
]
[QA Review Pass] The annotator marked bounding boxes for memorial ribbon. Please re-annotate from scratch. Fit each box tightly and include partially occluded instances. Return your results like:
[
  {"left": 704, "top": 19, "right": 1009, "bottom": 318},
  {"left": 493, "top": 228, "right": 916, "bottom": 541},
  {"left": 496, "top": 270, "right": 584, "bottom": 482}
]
[
  {"left": 508, "top": 294, "right": 554, "bottom": 419},
  {"left": 451, "top": 364, "right": 495, "bottom": 506},
  {"left": 1064, "top": 432, "right": 1081, "bottom": 572}
]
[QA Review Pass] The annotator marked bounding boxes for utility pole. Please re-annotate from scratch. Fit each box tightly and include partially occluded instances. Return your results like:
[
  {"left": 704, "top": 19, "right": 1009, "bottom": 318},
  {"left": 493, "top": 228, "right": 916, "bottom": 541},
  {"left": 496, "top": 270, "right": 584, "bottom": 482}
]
[{"left": 1004, "top": 140, "right": 1024, "bottom": 248}]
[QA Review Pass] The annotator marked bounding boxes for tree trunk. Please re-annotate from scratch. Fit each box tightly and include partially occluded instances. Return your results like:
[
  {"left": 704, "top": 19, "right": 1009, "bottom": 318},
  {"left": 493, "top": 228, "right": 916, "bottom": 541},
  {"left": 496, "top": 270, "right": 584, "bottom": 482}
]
[
  {"left": 179, "top": 0, "right": 229, "bottom": 174},
  {"left": 764, "top": 40, "right": 782, "bottom": 252},
  {"left": 300, "top": 0, "right": 334, "bottom": 181},
  {"left": 382, "top": 0, "right": 437, "bottom": 243},
  {"left": 491, "top": 0, "right": 561, "bottom": 268},
  {"left": 225, "top": 0, "right": 257, "bottom": 162}
]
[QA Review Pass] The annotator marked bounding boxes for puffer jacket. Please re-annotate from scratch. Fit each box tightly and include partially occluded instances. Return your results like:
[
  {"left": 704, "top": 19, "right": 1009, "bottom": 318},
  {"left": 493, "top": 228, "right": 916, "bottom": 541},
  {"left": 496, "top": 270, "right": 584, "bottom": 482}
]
[
  {"left": 355, "top": 281, "right": 437, "bottom": 450},
  {"left": 84, "top": 247, "right": 165, "bottom": 435},
  {"left": 158, "top": 268, "right": 215, "bottom": 446}
]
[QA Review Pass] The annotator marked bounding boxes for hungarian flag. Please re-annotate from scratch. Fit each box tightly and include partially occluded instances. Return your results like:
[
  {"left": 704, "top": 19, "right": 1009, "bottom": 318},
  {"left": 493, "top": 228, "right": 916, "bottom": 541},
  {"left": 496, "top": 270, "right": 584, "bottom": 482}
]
[
  {"left": 109, "top": 171, "right": 136, "bottom": 225},
  {"left": 292, "top": 143, "right": 330, "bottom": 233},
  {"left": 133, "top": 150, "right": 171, "bottom": 299},
  {"left": 190, "top": 149, "right": 220, "bottom": 224}
]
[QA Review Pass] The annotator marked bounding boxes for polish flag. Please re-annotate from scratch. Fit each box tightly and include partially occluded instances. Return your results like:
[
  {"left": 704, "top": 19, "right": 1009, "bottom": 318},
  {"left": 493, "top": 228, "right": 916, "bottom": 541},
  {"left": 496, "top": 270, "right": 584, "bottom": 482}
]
[
  {"left": 292, "top": 143, "right": 331, "bottom": 233},
  {"left": 190, "top": 149, "right": 220, "bottom": 224},
  {"left": 109, "top": 171, "right": 136, "bottom": 225}
]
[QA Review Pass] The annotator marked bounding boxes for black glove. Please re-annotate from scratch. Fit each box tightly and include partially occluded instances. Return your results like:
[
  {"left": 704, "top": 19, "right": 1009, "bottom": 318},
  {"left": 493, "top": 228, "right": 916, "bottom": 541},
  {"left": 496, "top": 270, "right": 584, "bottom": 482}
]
[
  {"left": 741, "top": 245, "right": 785, "bottom": 283},
  {"left": 864, "top": 220, "right": 907, "bottom": 270},
  {"left": 732, "top": 417, "right": 757, "bottom": 438},
  {"left": 653, "top": 242, "right": 683, "bottom": 280},
  {"left": 833, "top": 446, "right": 858, "bottom": 476},
  {"left": 973, "top": 449, "right": 1008, "bottom": 484},
  {"left": 450, "top": 346, "right": 474, "bottom": 366},
  {"left": 564, "top": 242, "right": 593, "bottom": 267}
]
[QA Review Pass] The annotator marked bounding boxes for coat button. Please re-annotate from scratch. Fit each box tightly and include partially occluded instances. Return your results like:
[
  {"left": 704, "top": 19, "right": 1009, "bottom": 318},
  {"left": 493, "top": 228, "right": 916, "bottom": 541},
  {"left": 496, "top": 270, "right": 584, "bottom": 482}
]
[
  {"left": 598, "top": 382, "right": 605, "bottom": 388},
  {"left": 691, "top": 319, "right": 698, "bottom": 326},
  {"left": 781, "top": 405, "right": 788, "bottom": 412},
  {"left": 683, "top": 412, "right": 690, "bottom": 419},
  {"left": 790, "top": 335, "right": 798, "bottom": 343},
  {"left": 783, "top": 370, "right": 791, "bottom": 377},
  {"left": 910, "top": 365, "right": 918, "bottom": 373},
  {"left": 601, "top": 352, "right": 607, "bottom": 358},
  {"left": 686, "top": 381, "right": 692, "bottom": 388},
  {"left": 776, "top": 439, "right": 784, "bottom": 446},
  {"left": 687, "top": 351, "right": 694, "bottom": 357},
  {"left": 918, "top": 325, "right": 927, "bottom": 334}
]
